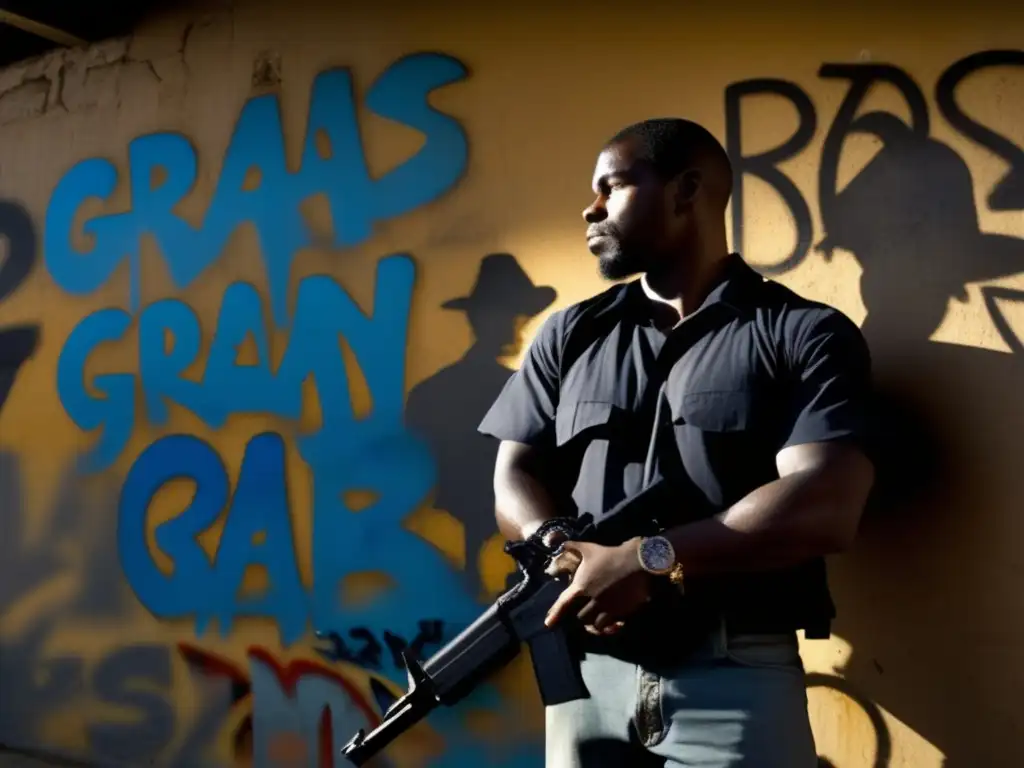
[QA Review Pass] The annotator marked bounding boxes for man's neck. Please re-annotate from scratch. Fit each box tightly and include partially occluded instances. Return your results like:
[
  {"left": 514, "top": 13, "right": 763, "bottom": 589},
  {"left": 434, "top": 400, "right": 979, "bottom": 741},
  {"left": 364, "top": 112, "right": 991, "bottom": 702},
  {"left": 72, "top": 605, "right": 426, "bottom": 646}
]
[{"left": 641, "top": 250, "right": 731, "bottom": 321}]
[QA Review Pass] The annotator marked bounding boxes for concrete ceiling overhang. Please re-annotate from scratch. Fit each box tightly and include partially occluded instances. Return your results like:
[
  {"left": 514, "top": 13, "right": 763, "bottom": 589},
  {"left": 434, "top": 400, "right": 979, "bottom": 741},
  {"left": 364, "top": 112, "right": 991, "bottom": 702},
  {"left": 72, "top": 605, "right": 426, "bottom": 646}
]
[{"left": 0, "top": 1, "right": 169, "bottom": 67}]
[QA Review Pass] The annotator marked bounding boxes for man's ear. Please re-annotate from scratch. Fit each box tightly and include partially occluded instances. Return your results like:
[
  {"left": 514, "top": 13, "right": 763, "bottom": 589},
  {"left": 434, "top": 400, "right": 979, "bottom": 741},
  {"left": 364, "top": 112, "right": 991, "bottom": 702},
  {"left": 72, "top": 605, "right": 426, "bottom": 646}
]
[{"left": 672, "top": 169, "right": 702, "bottom": 213}]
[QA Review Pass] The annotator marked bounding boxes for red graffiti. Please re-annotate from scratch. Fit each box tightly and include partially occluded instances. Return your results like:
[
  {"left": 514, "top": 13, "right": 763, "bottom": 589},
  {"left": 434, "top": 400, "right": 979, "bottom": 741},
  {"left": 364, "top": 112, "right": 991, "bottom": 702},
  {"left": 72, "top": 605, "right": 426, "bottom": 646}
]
[{"left": 178, "top": 642, "right": 382, "bottom": 765}]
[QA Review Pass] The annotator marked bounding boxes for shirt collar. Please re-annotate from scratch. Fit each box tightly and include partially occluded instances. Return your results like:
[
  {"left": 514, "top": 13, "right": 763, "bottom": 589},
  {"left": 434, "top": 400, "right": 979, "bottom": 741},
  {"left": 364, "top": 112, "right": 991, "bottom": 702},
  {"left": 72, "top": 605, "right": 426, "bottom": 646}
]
[
  {"left": 700, "top": 252, "right": 763, "bottom": 313},
  {"left": 628, "top": 253, "right": 763, "bottom": 325}
]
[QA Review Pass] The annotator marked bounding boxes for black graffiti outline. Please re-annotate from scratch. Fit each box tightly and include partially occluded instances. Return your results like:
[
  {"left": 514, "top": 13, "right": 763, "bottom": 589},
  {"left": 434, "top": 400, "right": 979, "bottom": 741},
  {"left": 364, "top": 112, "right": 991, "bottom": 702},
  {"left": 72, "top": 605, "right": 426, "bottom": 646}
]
[
  {"left": 0, "top": 200, "right": 36, "bottom": 302},
  {"left": 314, "top": 619, "right": 446, "bottom": 670},
  {"left": 817, "top": 62, "right": 931, "bottom": 249},
  {"left": 383, "top": 619, "right": 444, "bottom": 667},
  {"left": 725, "top": 49, "right": 1024, "bottom": 281},
  {"left": 980, "top": 286, "right": 1024, "bottom": 355},
  {"left": 936, "top": 50, "right": 1024, "bottom": 211},
  {"left": 0, "top": 199, "right": 39, "bottom": 415},
  {"left": 725, "top": 78, "right": 817, "bottom": 275}
]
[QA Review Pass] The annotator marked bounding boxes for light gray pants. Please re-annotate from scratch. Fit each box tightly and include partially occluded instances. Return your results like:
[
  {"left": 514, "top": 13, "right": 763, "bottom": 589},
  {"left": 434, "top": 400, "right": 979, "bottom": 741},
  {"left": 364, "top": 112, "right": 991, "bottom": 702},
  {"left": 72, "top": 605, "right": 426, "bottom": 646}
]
[{"left": 546, "top": 627, "right": 817, "bottom": 767}]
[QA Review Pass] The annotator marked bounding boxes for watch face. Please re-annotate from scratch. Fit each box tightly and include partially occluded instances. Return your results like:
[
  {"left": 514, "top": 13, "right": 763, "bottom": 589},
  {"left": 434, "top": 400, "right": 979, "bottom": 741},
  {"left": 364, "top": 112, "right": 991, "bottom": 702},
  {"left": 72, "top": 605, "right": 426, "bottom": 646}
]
[{"left": 641, "top": 537, "right": 675, "bottom": 573}]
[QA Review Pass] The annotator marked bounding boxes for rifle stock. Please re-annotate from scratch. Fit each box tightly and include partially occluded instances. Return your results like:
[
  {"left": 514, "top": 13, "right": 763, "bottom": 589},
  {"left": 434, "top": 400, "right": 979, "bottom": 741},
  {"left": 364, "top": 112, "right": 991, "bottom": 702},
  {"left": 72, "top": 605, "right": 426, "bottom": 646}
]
[{"left": 337, "top": 479, "right": 672, "bottom": 766}]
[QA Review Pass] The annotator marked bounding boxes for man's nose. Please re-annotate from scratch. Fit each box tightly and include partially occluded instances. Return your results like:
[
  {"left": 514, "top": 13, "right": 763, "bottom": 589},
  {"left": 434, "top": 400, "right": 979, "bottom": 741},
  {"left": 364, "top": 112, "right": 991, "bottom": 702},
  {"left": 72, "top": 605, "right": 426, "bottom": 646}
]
[{"left": 582, "top": 199, "right": 606, "bottom": 224}]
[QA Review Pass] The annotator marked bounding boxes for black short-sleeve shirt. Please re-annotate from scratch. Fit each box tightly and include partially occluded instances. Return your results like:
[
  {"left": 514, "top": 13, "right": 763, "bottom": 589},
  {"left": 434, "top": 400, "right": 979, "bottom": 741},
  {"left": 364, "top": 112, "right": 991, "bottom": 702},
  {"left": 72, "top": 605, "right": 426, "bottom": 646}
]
[{"left": 478, "top": 254, "right": 873, "bottom": 646}]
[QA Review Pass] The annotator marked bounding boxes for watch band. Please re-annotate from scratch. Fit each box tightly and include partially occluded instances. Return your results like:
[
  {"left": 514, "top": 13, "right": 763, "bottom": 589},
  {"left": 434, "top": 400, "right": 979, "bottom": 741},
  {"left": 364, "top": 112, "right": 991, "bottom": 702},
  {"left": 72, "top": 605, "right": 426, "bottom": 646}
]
[{"left": 667, "top": 562, "right": 685, "bottom": 593}]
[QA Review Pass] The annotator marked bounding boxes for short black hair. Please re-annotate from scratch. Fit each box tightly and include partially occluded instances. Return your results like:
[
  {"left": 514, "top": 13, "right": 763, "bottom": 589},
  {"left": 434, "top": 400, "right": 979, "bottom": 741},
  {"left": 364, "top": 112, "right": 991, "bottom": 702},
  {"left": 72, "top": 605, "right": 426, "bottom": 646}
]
[{"left": 606, "top": 117, "right": 733, "bottom": 203}]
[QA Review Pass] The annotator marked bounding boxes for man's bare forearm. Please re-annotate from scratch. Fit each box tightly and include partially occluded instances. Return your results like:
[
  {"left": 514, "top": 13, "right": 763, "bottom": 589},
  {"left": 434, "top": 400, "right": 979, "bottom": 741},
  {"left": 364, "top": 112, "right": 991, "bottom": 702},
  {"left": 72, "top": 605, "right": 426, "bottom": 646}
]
[
  {"left": 493, "top": 440, "right": 562, "bottom": 542},
  {"left": 662, "top": 464, "right": 869, "bottom": 576},
  {"left": 495, "top": 467, "right": 562, "bottom": 541}
]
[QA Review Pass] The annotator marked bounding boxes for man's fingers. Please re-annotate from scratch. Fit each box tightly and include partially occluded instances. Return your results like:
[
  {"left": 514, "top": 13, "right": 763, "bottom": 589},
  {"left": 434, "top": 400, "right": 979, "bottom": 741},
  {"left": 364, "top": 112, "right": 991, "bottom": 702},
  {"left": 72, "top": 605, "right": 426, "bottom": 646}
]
[
  {"left": 559, "top": 542, "right": 585, "bottom": 557},
  {"left": 544, "top": 583, "right": 583, "bottom": 627},
  {"left": 544, "top": 548, "right": 582, "bottom": 577},
  {"left": 585, "top": 610, "right": 606, "bottom": 634},
  {"left": 584, "top": 613, "right": 625, "bottom": 636},
  {"left": 575, "top": 598, "right": 600, "bottom": 626}
]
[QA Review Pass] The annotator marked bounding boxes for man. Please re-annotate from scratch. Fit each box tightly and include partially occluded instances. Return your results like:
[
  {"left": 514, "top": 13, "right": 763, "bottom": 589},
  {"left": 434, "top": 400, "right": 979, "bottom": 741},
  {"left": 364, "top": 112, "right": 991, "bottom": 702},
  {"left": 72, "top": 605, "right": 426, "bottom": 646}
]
[{"left": 477, "top": 118, "right": 876, "bottom": 767}]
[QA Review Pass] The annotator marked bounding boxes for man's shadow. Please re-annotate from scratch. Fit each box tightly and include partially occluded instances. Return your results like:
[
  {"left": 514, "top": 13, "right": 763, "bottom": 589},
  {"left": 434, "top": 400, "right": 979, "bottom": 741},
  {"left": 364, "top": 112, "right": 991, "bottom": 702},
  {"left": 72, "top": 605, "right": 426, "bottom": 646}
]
[
  {"left": 405, "top": 253, "right": 557, "bottom": 598},
  {"left": 813, "top": 113, "right": 1024, "bottom": 767}
]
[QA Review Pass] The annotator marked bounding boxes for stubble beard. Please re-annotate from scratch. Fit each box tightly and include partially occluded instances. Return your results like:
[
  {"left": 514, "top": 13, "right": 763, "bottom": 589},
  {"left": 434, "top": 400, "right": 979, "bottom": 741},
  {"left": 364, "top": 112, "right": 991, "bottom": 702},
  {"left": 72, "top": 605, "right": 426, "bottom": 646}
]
[{"left": 597, "top": 246, "right": 645, "bottom": 281}]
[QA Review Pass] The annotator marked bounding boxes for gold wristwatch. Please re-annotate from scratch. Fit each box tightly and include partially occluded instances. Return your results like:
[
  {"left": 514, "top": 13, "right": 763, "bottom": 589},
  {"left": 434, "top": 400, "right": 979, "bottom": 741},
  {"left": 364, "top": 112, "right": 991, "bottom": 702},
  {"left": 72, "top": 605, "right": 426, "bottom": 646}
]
[{"left": 637, "top": 535, "right": 685, "bottom": 592}]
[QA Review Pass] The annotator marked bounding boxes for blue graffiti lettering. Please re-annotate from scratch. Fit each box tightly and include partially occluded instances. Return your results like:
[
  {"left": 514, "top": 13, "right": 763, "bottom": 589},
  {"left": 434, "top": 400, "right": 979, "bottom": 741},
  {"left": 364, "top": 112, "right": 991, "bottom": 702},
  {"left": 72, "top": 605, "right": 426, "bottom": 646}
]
[
  {"left": 138, "top": 298, "right": 206, "bottom": 426},
  {"left": 300, "top": 407, "right": 483, "bottom": 645},
  {"left": 275, "top": 254, "right": 413, "bottom": 427},
  {"left": 114, "top": 253, "right": 483, "bottom": 653},
  {"left": 201, "top": 282, "right": 275, "bottom": 420},
  {"left": 117, "top": 427, "right": 480, "bottom": 650},
  {"left": 44, "top": 52, "right": 468, "bottom": 326},
  {"left": 138, "top": 282, "right": 277, "bottom": 429},
  {"left": 118, "top": 435, "right": 226, "bottom": 619},
  {"left": 119, "top": 432, "right": 308, "bottom": 643},
  {"left": 55, "top": 308, "right": 136, "bottom": 473},
  {"left": 59, "top": 255, "right": 415, "bottom": 470},
  {"left": 54, "top": 53, "right": 495, "bottom": 713}
]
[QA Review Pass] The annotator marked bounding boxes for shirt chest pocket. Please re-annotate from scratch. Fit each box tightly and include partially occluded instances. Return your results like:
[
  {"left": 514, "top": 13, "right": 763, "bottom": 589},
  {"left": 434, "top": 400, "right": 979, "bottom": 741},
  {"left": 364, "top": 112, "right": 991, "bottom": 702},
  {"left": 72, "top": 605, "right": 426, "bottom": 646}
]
[
  {"left": 666, "top": 389, "right": 771, "bottom": 509},
  {"left": 554, "top": 399, "right": 650, "bottom": 514},
  {"left": 555, "top": 400, "right": 618, "bottom": 445},
  {"left": 672, "top": 390, "right": 756, "bottom": 432}
]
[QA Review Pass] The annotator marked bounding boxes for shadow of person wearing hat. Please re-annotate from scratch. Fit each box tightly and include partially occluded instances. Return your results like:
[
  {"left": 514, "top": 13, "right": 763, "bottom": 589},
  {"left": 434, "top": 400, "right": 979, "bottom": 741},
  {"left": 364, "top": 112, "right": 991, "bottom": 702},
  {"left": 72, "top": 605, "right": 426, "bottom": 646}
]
[
  {"left": 405, "top": 253, "right": 557, "bottom": 599},
  {"left": 811, "top": 112, "right": 1024, "bottom": 767}
]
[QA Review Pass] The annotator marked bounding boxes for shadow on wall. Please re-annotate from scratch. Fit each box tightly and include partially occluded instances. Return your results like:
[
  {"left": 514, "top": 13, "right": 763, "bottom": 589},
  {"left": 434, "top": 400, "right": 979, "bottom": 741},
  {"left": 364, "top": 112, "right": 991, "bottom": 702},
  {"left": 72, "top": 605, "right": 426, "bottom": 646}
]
[
  {"left": 0, "top": 451, "right": 167, "bottom": 761},
  {"left": 0, "top": 443, "right": 260, "bottom": 767},
  {"left": 31, "top": 49, "right": 548, "bottom": 767},
  {"left": 405, "top": 253, "right": 557, "bottom": 597},
  {"left": 0, "top": 200, "right": 239, "bottom": 766},
  {"left": 728, "top": 50, "right": 1024, "bottom": 767},
  {"left": 808, "top": 674, "right": 891, "bottom": 768}
]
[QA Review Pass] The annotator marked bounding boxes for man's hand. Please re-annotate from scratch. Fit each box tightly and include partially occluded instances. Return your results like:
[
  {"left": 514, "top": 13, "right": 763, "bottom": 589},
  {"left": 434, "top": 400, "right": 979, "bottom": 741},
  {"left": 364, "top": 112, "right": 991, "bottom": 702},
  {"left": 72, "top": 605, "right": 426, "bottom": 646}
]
[{"left": 543, "top": 538, "right": 651, "bottom": 635}]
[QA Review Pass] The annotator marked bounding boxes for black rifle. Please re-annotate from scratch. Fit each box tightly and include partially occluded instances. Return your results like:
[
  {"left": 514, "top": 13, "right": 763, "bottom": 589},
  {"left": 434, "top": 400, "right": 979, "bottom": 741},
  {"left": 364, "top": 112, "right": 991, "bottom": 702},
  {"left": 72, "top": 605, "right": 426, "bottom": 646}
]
[{"left": 335, "top": 480, "right": 673, "bottom": 766}]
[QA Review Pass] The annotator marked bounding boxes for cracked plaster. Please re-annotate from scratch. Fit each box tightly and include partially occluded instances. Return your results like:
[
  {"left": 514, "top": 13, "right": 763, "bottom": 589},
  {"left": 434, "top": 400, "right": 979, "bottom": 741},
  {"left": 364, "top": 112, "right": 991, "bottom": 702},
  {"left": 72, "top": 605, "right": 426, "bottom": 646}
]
[{"left": 0, "top": 16, "right": 200, "bottom": 125}]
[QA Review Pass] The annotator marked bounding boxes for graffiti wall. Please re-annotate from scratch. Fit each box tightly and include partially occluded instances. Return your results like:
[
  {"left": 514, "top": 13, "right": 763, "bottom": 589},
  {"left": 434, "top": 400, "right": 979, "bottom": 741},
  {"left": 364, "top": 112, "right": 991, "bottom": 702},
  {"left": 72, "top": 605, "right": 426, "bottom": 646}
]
[{"left": 1, "top": 1, "right": 1023, "bottom": 766}]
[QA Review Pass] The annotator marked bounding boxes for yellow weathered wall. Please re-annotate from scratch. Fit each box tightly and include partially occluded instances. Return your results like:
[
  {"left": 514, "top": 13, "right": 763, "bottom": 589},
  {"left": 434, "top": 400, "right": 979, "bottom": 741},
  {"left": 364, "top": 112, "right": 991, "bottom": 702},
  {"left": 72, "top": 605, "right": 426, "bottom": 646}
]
[{"left": 0, "top": 0, "right": 1022, "bottom": 765}]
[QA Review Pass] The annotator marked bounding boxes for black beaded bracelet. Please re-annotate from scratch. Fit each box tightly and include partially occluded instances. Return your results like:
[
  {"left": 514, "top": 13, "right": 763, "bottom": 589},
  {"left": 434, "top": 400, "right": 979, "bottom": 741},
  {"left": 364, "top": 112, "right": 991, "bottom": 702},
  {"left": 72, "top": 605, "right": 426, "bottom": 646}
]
[{"left": 531, "top": 518, "right": 578, "bottom": 546}]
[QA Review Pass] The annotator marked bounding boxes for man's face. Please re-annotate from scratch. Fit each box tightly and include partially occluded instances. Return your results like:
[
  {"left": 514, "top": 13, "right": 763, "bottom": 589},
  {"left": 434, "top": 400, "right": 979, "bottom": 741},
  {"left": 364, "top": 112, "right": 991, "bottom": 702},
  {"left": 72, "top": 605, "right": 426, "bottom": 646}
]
[{"left": 583, "top": 138, "right": 673, "bottom": 280}]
